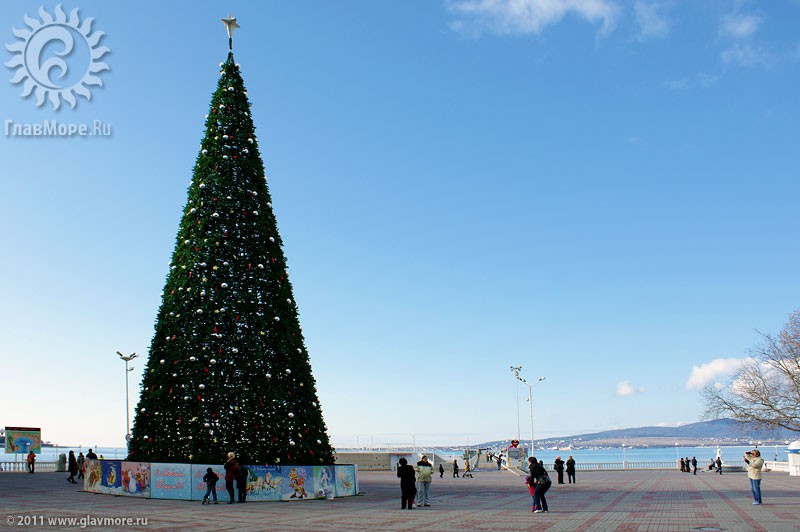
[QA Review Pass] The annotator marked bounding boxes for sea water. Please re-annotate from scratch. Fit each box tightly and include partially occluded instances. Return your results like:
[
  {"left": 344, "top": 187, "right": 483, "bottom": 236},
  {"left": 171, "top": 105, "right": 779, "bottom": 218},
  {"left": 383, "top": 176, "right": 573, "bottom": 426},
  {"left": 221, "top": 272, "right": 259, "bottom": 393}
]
[{"left": 3, "top": 444, "right": 791, "bottom": 465}]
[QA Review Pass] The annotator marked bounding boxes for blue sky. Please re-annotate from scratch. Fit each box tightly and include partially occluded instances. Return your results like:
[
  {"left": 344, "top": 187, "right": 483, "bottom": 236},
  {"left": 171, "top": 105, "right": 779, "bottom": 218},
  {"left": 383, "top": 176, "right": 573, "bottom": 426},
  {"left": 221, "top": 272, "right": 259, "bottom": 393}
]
[{"left": 1, "top": 0, "right": 798, "bottom": 450}]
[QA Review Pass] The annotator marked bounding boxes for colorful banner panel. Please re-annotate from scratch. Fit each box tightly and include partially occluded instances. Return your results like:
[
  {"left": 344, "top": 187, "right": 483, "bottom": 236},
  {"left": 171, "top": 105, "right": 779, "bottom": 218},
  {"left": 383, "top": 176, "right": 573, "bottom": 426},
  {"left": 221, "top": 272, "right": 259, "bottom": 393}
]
[
  {"left": 121, "top": 462, "right": 151, "bottom": 497},
  {"left": 3, "top": 427, "right": 42, "bottom": 454},
  {"left": 83, "top": 461, "right": 358, "bottom": 501},
  {"left": 151, "top": 463, "right": 191, "bottom": 500},
  {"left": 85, "top": 460, "right": 123, "bottom": 495},
  {"left": 335, "top": 465, "right": 357, "bottom": 497},
  {"left": 189, "top": 464, "right": 228, "bottom": 502}
]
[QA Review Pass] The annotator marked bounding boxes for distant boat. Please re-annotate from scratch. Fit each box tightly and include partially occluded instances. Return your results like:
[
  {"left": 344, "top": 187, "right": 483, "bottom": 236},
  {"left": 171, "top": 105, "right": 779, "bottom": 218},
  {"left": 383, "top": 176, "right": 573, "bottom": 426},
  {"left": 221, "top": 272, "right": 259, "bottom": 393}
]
[{"left": 558, "top": 445, "right": 574, "bottom": 451}]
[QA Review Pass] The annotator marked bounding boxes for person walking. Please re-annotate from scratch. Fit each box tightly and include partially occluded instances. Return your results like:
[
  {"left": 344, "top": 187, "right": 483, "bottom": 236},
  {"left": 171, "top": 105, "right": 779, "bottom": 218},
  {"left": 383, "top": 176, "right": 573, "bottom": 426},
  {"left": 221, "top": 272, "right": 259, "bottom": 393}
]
[
  {"left": 66, "top": 450, "right": 78, "bottom": 484},
  {"left": 691, "top": 456, "right": 698, "bottom": 475},
  {"left": 528, "top": 457, "right": 551, "bottom": 513},
  {"left": 438, "top": 463, "right": 444, "bottom": 478},
  {"left": 452, "top": 459, "right": 460, "bottom": 478},
  {"left": 223, "top": 452, "right": 239, "bottom": 504},
  {"left": 744, "top": 449, "right": 764, "bottom": 505},
  {"left": 566, "top": 456, "right": 576, "bottom": 484},
  {"left": 496, "top": 455, "right": 502, "bottom": 471},
  {"left": 716, "top": 456, "right": 723, "bottom": 475},
  {"left": 396, "top": 457, "right": 416, "bottom": 510},
  {"left": 26, "top": 451, "right": 36, "bottom": 474},
  {"left": 202, "top": 467, "right": 219, "bottom": 505},
  {"left": 553, "top": 456, "right": 565, "bottom": 484},
  {"left": 463, "top": 459, "right": 473, "bottom": 478},
  {"left": 77, "top": 453, "right": 86, "bottom": 479},
  {"left": 415, "top": 455, "right": 433, "bottom": 506}
]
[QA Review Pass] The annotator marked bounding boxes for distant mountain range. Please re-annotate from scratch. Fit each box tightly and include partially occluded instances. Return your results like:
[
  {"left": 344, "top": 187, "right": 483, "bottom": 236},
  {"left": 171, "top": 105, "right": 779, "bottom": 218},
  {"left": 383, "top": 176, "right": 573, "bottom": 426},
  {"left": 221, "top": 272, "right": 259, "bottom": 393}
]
[{"left": 480, "top": 419, "right": 798, "bottom": 449}]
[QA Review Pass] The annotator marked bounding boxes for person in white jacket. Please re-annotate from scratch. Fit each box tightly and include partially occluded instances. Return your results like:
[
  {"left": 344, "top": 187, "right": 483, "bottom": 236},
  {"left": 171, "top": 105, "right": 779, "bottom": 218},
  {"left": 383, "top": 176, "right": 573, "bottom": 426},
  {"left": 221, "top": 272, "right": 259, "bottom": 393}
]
[
  {"left": 744, "top": 449, "right": 764, "bottom": 505},
  {"left": 415, "top": 455, "right": 434, "bottom": 507}
]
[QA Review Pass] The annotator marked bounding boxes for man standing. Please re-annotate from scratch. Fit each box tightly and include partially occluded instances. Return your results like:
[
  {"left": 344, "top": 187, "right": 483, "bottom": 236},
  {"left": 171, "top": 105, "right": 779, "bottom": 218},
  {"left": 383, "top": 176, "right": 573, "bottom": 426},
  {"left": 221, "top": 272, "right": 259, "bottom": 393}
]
[
  {"left": 716, "top": 456, "right": 723, "bottom": 475},
  {"left": 415, "top": 455, "right": 433, "bottom": 506},
  {"left": 566, "top": 456, "right": 576, "bottom": 484},
  {"left": 744, "top": 450, "right": 764, "bottom": 505},
  {"left": 26, "top": 451, "right": 36, "bottom": 474},
  {"left": 691, "top": 456, "right": 698, "bottom": 475},
  {"left": 553, "top": 456, "right": 565, "bottom": 484}
]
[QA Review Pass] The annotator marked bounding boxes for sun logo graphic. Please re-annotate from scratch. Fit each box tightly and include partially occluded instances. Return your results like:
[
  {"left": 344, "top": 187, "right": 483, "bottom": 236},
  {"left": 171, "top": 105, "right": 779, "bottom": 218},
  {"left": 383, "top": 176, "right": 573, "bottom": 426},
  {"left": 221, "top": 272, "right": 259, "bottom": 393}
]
[{"left": 5, "top": 4, "right": 110, "bottom": 110}]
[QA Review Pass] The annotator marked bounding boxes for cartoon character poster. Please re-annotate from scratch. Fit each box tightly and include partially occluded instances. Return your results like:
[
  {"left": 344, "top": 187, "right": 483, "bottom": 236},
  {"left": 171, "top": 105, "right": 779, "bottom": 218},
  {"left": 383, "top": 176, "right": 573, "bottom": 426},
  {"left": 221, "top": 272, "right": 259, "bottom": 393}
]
[
  {"left": 282, "top": 466, "right": 313, "bottom": 500},
  {"left": 84, "top": 459, "right": 103, "bottom": 493},
  {"left": 313, "top": 466, "right": 334, "bottom": 498},
  {"left": 190, "top": 464, "right": 227, "bottom": 501},
  {"left": 88, "top": 460, "right": 123, "bottom": 495},
  {"left": 335, "top": 465, "right": 357, "bottom": 497},
  {"left": 121, "top": 462, "right": 151, "bottom": 497},
  {"left": 232, "top": 465, "right": 275, "bottom": 501}
]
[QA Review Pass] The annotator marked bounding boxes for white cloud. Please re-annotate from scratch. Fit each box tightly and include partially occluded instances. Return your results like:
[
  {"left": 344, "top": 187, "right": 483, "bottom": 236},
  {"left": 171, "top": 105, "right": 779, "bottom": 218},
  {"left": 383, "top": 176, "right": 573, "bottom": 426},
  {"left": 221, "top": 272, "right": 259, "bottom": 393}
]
[
  {"left": 720, "top": 12, "right": 762, "bottom": 39},
  {"left": 665, "top": 73, "right": 719, "bottom": 91},
  {"left": 721, "top": 43, "right": 770, "bottom": 67},
  {"left": 616, "top": 380, "right": 645, "bottom": 396},
  {"left": 634, "top": 1, "right": 669, "bottom": 40},
  {"left": 685, "top": 357, "right": 753, "bottom": 390},
  {"left": 447, "top": 0, "right": 620, "bottom": 36}
]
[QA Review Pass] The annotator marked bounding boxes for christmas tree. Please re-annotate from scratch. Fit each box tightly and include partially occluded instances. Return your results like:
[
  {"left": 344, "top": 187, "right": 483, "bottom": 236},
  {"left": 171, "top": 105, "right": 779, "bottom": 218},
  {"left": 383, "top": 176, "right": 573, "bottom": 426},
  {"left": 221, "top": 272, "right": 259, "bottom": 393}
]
[{"left": 128, "top": 22, "right": 334, "bottom": 465}]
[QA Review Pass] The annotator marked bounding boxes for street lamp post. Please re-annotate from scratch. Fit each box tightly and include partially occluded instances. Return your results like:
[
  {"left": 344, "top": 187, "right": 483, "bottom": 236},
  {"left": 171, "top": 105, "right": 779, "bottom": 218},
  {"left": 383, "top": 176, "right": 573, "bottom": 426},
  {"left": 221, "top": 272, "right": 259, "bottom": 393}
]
[
  {"left": 510, "top": 366, "right": 522, "bottom": 443},
  {"left": 622, "top": 443, "right": 627, "bottom": 469},
  {"left": 117, "top": 351, "right": 138, "bottom": 445},
  {"left": 516, "top": 373, "right": 545, "bottom": 457}
]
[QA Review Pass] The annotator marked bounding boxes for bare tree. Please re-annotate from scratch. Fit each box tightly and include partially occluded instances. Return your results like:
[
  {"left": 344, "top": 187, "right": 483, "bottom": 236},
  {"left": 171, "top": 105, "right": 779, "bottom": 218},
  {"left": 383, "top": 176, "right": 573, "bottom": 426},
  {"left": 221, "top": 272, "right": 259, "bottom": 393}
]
[{"left": 703, "top": 310, "right": 800, "bottom": 433}]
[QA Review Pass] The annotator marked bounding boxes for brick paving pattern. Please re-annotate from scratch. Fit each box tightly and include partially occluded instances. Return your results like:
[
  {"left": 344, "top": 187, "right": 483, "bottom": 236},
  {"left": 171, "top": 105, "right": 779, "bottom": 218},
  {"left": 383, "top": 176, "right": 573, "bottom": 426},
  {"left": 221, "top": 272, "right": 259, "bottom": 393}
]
[{"left": 0, "top": 467, "right": 798, "bottom": 531}]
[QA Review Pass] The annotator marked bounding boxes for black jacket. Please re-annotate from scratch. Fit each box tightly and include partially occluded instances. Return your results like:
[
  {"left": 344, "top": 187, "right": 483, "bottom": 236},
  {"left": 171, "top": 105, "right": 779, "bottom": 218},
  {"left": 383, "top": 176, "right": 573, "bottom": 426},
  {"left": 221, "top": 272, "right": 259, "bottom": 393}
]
[
  {"left": 529, "top": 460, "right": 551, "bottom": 484},
  {"left": 396, "top": 464, "right": 416, "bottom": 489}
]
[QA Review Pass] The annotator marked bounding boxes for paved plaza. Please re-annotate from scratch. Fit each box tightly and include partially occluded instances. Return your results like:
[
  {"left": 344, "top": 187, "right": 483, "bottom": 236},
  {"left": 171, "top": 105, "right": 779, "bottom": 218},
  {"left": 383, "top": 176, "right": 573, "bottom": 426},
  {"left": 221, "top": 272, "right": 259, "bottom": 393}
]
[{"left": 0, "top": 466, "right": 798, "bottom": 531}]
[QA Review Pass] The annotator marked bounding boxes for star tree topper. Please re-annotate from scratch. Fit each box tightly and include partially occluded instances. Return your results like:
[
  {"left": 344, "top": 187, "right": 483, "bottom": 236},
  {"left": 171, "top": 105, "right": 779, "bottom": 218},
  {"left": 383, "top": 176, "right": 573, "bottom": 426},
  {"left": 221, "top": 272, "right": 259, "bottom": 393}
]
[{"left": 221, "top": 15, "right": 240, "bottom": 50}]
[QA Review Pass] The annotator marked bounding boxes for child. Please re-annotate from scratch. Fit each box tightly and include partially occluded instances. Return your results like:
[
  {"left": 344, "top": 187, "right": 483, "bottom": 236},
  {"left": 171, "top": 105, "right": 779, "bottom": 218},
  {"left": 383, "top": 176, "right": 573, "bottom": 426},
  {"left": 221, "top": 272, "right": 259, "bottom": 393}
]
[
  {"left": 202, "top": 467, "right": 219, "bottom": 504},
  {"left": 525, "top": 475, "right": 539, "bottom": 512}
]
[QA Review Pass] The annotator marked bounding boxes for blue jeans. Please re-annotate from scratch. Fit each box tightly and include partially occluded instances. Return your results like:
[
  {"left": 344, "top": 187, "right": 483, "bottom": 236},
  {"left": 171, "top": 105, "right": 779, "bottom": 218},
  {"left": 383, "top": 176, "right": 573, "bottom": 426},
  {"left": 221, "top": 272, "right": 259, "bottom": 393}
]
[
  {"left": 204, "top": 484, "right": 218, "bottom": 501},
  {"left": 417, "top": 481, "right": 430, "bottom": 504},
  {"left": 533, "top": 481, "right": 551, "bottom": 511},
  {"left": 749, "top": 478, "right": 762, "bottom": 503}
]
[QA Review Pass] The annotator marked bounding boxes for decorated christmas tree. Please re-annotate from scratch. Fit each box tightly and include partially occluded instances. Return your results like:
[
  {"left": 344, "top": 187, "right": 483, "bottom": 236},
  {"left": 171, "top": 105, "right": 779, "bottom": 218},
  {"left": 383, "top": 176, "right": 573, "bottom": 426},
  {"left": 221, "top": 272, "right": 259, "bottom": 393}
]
[{"left": 128, "top": 19, "right": 334, "bottom": 465}]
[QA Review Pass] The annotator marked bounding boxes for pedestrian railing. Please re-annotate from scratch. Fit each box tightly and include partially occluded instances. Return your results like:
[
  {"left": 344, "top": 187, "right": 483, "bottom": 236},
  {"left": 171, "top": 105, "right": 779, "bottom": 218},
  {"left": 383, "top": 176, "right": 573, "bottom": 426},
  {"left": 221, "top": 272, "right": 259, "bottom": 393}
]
[{"left": 0, "top": 461, "right": 59, "bottom": 473}]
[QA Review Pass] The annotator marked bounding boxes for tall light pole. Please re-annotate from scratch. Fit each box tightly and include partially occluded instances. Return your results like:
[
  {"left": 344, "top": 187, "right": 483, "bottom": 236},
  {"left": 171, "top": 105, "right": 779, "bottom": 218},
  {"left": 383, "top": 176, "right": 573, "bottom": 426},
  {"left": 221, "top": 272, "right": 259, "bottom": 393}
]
[
  {"left": 516, "top": 373, "right": 545, "bottom": 456},
  {"left": 510, "top": 366, "right": 522, "bottom": 443},
  {"left": 117, "top": 351, "right": 138, "bottom": 445}
]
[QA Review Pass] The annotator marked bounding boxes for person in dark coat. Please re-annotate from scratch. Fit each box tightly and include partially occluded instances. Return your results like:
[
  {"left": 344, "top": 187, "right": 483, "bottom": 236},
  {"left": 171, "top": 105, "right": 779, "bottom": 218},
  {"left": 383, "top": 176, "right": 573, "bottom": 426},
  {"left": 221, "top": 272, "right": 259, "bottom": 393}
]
[
  {"left": 236, "top": 464, "right": 248, "bottom": 503},
  {"left": 396, "top": 457, "right": 416, "bottom": 510},
  {"left": 223, "top": 452, "right": 239, "bottom": 504},
  {"left": 528, "top": 456, "right": 551, "bottom": 513},
  {"left": 236, "top": 465, "right": 249, "bottom": 502},
  {"left": 679, "top": 457, "right": 686, "bottom": 472},
  {"left": 452, "top": 459, "right": 460, "bottom": 478},
  {"left": 691, "top": 456, "right": 698, "bottom": 475},
  {"left": 554, "top": 456, "right": 565, "bottom": 484},
  {"left": 566, "top": 456, "right": 576, "bottom": 484},
  {"left": 438, "top": 463, "right": 444, "bottom": 478},
  {"left": 66, "top": 450, "right": 78, "bottom": 484},
  {"left": 85, "top": 449, "right": 98, "bottom": 460}
]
